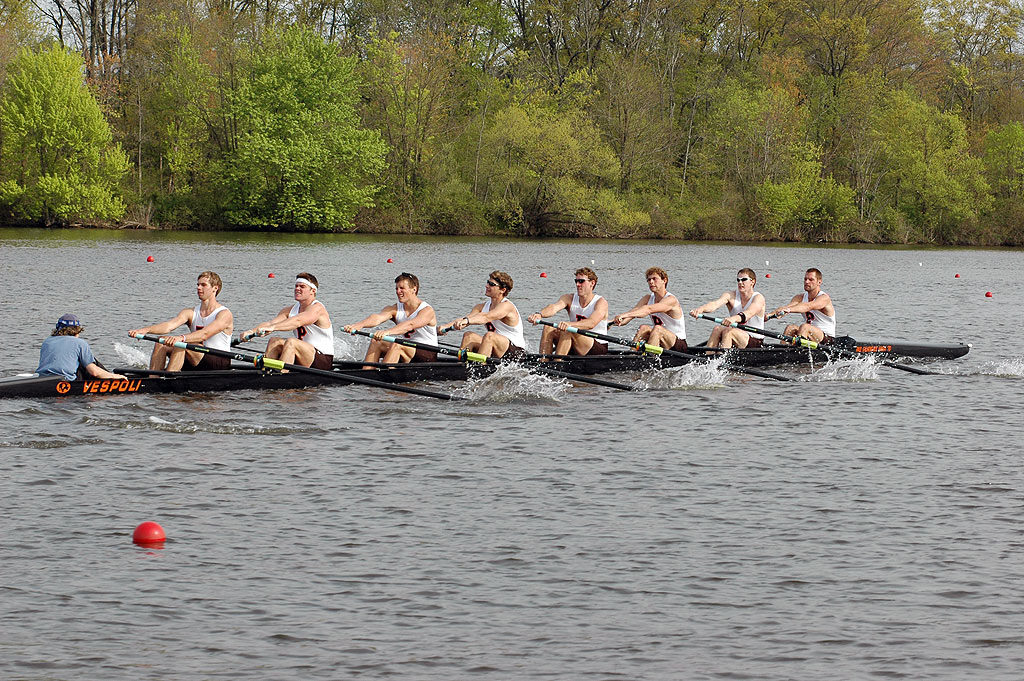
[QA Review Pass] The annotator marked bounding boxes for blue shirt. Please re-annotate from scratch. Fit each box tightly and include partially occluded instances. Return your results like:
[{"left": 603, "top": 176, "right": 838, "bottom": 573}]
[{"left": 36, "top": 335, "right": 97, "bottom": 380}]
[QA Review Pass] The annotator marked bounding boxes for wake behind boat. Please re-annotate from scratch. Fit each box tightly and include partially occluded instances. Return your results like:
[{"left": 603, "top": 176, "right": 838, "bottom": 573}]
[{"left": 0, "top": 338, "right": 970, "bottom": 399}]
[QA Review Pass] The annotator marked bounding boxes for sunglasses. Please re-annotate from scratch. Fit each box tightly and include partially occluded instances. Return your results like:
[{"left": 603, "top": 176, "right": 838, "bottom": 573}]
[
  {"left": 574, "top": 278, "right": 590, "bottom": 284},
  {"left": 486, "top": 280, "right": 499, "bottom": 287},
  {"left": 736, "top": 277, "right": 751, "bottom": 282}
]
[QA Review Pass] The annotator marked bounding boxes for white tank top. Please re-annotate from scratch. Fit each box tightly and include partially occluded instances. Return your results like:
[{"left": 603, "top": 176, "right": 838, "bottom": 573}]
[
  {"left": 648, "top": 292, "right": 686, "bottom": 340},
  {"left": 190, "top": 304, "right": 232, "bottom": 351},
  {"left": 801, "top": 291, "right": 836, "bottom": 336},
  {"left": 289, "top": 300, "right": 334, "bottom": 355},
  {"left": 728, "top": 290, "right": 764, "bottom": 339},
  {"left": 481, "top": 298, "right": 526, "bottom": 349},
  {"left": 395, "top": 300, "right": 438, "bottom": 347},
  {"left": 570, "top": 293, "right": 608, "bottom": 339}
]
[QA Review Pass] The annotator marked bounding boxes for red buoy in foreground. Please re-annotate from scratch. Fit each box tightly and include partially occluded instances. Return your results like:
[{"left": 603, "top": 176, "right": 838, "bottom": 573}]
[
  {"left": 387, "top": 258, "right": 393, "bottom": 263},
  {"left": 146, "top": 255, "right": 154, "bottom": 262},
  {"left": 765, "top": 273, "right": 771, "bottom": 278},
  {"left": 986, "top": 291, "right": 993, "bottom": 298},
  {"left": 268, "top": 273, "right": 275, "bottom": 278},
  {"left": 955, "top": 273, "right": 960, "bottom": 278},
  {"left": 133, "top": 521, "right": 166, "bottom": 545},
  {"left": 540, "top": 272, "right": 547, "bottom": 278}
]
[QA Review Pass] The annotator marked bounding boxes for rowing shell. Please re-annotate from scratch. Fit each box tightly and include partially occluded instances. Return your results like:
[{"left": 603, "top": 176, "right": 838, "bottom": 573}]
[{"left": 0, "top": 339, "right": 970, "bottom": 399}]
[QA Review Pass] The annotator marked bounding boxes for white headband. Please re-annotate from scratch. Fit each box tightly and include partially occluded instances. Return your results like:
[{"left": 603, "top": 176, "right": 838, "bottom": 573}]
[{"left": 295, "top": 277, "right": 317, "bottom": 291}]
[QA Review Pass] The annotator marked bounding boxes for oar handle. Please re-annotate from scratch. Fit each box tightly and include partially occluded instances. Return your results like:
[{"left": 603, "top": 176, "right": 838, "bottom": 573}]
[{"left": 697, "top": 314, "right": 816, "bottom": 349}]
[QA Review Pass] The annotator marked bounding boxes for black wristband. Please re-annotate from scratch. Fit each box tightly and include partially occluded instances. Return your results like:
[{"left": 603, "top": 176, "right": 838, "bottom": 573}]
[{"left": 738, "top": 312, "right": 747, "bottom": 323}]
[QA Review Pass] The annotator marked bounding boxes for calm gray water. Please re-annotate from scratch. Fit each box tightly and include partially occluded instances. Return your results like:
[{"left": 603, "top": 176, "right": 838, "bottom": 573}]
[{"left": 1, "top": 229, "right": 1022, "bottom": 680}]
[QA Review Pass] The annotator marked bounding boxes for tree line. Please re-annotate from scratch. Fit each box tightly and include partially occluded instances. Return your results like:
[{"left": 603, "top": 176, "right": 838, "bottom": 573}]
[{"left": 1, "top": 0, "right": 1023, "bottom": 245}]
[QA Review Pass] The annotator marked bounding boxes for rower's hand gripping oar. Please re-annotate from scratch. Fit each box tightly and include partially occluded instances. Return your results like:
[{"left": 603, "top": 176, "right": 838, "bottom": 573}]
[
  {"left": 130, "top": 333, "right": 464, "bottom": 400},
  {"left": 537, "top": 320, "right": 791, "bottom": 381},
  {"left": 697, "top": 314, "right": 940, "bottom": 376},
  {"left": 348, "top": 328, "right": 639, "bottom": 391}
]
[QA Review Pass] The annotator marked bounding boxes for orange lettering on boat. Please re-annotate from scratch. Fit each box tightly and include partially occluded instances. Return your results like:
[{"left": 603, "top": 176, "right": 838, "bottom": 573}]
[{"left": 56, "top": 381, "right": 71, "bottom": 394}]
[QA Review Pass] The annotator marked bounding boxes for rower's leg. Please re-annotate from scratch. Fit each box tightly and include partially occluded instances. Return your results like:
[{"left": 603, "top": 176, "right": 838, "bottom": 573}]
[
  {"left": 783, "top": 324, "right": 801, "bottom": 337},
  {"left": 707, "top": 325, "right": 725, "bottom": 349},
  {"left": 567, "top": 334, "right": 594, "bottom": 355},
  {"left": 164, "top": 347, "right": 186, "bottom": 371},
  {"left": 265, "top": 337, "right": 286, "bottom": 359},
  {"left": 727, "top": 328, "right": 750, "bottom": 349},
  {"left": 797, "top": 324, "right": 825, "bottom": 343},
  {"left": 479, "top": 331, "right": 510, "bottom": 358},
  {"left": 648, "top": 326, "right": 677, "bottom": 350},
  {"left": 460, "top": 331, "right": 483, "bottom": 351},
  {"left": 149, "top": 344, "right": 169, "bottom": 370},
  {"left": 633, "top": 324, "right": 653, "bottom": 344},
  {"left": 279, "top": 338, "right": 315, "bottom": 367},
  {"left": 363, "top": 339, "right": 386, "bottom": 363},
  {"left": 538, "top": 325, "right": 557, "bottom": 355},
  {"left": 383, "top": 343, "right": 415, "bottom": 363}
]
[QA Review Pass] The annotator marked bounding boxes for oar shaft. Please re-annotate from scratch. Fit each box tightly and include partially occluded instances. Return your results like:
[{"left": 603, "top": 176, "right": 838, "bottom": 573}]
[{"left": 132, "top": 334, "right": 464, "bottom": 400}]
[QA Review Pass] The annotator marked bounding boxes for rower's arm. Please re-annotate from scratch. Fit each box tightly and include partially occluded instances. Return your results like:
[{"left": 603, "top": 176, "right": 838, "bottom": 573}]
[
  {"left": 527, "top": 296, "right": 571, "bottom": 323},
  {"left": 774, "top": 293, "right": 829, "bottom": 316},
  {"left": 86, "top": 362, "right": 126, "bottom": 380},
  {"left": 243, "top": 307, "right": 291, "bottom": 337},
  {"left": 129, "top": 308, "right": 192, "bottom": 337},
  {"left": 468, "top": 301, "right": 513, "bottom": 325},
  {"left": 612, "top": 296, "right": 651, "bottom": 325},
  {"left": 441, "top": 303, "right": 486, "bottom": 330},
  {"left": 344, "top": 308, "right": 395, "bottom": 333},
  {"left": 689, "top": 292, "right": 730, "bottom": 318}
]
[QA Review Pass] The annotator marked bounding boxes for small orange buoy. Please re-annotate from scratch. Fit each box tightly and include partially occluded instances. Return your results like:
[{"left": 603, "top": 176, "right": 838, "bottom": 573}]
[
  {"left": 765, "top": 273, "right": 771, "bottom": 278},
  {"left": 268, "top": 273, "right": 275, "bottom": 278},
  {"left": 387, "top": 258, "right": 393, "bottom": 263},
  {"left": 955, "top": 273, "right": 960, "bottom": 278},
  {"left": 985, "top": 291, "right": 993, "bottom": 297},
  {"left": 132, "top": 521, "right": 166, "bottom": 545},
  {"left": 540, "top": 272, "right": 547, "bottom": 278},
  {"left": 146, "top": 256, "right": 154, "bottom": 262}
]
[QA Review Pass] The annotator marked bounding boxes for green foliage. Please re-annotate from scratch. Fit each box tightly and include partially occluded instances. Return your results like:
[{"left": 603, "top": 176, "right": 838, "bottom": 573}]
[
  {"left": 477, "top": 103, "right": 649, "bottom": 236},
  {"left": 872, "top": 90, "right": 991, "bottom": 242},
  {"left": 214, "top": 26, "right": 386, "bottom": 231},
  {"left": 0, "top": 46, "right": 128, "bottom": 223}
]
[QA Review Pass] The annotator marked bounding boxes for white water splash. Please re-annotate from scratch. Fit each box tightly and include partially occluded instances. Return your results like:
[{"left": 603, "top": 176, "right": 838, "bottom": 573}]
[
  {"left": 454, "top": 363, "right": 568, "bottom": 402},
  {"left": 803, "top": 356, "right": 880, "bottom": 382},
  {"left": 976, "top": 357, "right": 1024, "bottom": 378},
  {"left": 112, "top": 341, "right": 149, "bottom": 367},
  {"left": 635, "top": 356, "right": 730, "bottom": 390}
]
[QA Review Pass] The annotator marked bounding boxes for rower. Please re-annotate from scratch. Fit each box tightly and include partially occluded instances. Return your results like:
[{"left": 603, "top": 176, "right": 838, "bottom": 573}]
[
  {"left": 767, "top": 267, "right": 836, "bottom": 344},
  {"left": 526, "top": 267, "right": 609, "bottom": 356},
  {"left": 438, "top": 270, "right": 527, "bottom": 359},
  {"left": 343, "top": 272, "right": 438, "bottom": 363},
  {"left": 610, "top": 266, "right": 687, "bottom": 352},
  {"left": 241, "top": 272, "right": 334, "bottom": 369},
  {"left": 128, "top": 271, "right": 234, "bottom": 370},
  {"left": 688, "top": 268, "right": 766, "bottom": 348},
  {"left": 38, "top": 314, "right": 126, "bottom": 381}
]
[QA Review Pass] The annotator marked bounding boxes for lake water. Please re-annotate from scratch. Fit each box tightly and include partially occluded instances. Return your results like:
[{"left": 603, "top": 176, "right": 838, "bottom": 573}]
[{"left": 1, "top": 229, "right": 1022, "bottom": 680}]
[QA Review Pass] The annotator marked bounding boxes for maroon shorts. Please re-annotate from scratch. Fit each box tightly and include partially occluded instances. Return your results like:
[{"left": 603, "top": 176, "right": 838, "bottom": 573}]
[
  {"left": 569, "top": 342, "right": 608, "bottom": 356},
  {"left": 671, "top": 338, "right": 688, "bottom": 352},
  {"left": 746, "top": 337, "right": 763, "bottom": 348},
  {"left": 183, "top": 352, "right": 231, "bottom": 371},
  {"left": 411, "top": 348, "right": 438, "bottom": 363},
  {"left": 310, "top": 351, "right": 334, "bottom": 370}
]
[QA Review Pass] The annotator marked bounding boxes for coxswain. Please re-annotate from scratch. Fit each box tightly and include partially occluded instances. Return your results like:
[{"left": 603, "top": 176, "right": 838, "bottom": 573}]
[
  {"left": 526, "top": 267, "right": 609, "bottom": 356},
  {"left": 688, "top": 268, "right": 766, "bottom": 348},
  {"left": 438, "top": 270, "right": 527, "bottom": 359},
  {"left": 241, "top": 272, "right": 334, "bottom": 369},
  {"left": 611, "top": 267, "right": 687, "bottom": 351},
  {"left": 128, "top": 271, "right": 234, "bottom": 370},
  {"left": 38, "top": 314, "right": 126, "bottom": 380},
  {"left": 767, "top": 268, "right": 836, "bottom": 343},
  {"left": 343, "top": 272, "right": 438, "bottom": 363}
]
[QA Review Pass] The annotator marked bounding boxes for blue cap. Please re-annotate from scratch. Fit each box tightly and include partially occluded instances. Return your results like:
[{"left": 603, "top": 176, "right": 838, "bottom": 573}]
[{"left": 55, "top": 314, "right": 81, "bottom": 329}]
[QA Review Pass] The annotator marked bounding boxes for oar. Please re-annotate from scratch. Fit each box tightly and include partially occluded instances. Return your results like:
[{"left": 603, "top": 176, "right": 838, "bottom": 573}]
[
  {"left": 537, "top": 320, "right": 791, "bottom": 382},
  {"left": 347, "top": 329, "right": 639, "bottom": 391},
  {"left": 130, "top": 333, "right": 464, "bottom": 400},
  {"left": 697, "top": 314, "right": 940, "bottom": 376}
]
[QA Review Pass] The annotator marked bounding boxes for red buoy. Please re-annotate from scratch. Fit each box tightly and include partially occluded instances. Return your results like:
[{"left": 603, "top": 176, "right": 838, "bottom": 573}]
[
  {"left": 268, "top": 273, "right": 275, "bottom": 278},
  {"left": 985, "top": 291, "right": 993, "bottom": 297},
  {"left": 540, "top": 272, "right": 547, "bottom": 278},
  {"left": 146, "top": 256, "right": 154, "bottom": 262},
  {"left": 955, "top": 273, "right": 960, "bottom": 278},
  {"left": 387, "top": 258, "right": 393, "bottom": 263},
  {"left": 765, "top": 273, "right": 771, "bottom": 278},
  {"left": 133, "top": 521, "right": 166, "bottom": 545}
]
